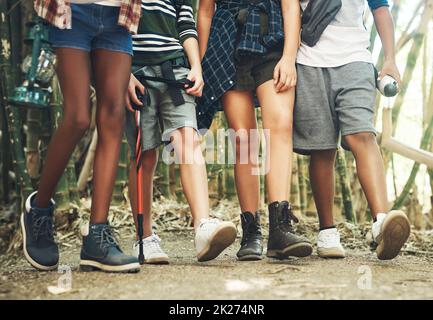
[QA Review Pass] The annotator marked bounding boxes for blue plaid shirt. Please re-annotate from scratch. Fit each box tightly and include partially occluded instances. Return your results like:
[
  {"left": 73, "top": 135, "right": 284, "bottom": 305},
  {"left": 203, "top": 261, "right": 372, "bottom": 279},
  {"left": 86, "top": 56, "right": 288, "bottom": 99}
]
[{"left": 197, "top": 0, "right": 284, "bottom": 130}]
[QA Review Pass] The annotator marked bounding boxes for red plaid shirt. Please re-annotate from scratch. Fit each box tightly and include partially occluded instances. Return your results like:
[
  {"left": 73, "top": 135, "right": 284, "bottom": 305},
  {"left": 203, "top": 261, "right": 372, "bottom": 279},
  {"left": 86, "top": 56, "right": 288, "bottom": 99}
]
[{"left": 34, "top": 0, "right": 142, "bottom": 34}]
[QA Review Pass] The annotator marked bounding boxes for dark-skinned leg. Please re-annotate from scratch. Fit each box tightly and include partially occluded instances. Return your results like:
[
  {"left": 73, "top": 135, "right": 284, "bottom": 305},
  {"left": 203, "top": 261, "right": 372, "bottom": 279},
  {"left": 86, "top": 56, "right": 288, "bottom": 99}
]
[
  {"left": 309, "top": 150, "right": 337, "bottom": 229},
  {"left": 35, "top": 49, "right": 91, "bottom": 207},
  {"left": 90, "top": 49, "right": 131, "bottom": 223}
]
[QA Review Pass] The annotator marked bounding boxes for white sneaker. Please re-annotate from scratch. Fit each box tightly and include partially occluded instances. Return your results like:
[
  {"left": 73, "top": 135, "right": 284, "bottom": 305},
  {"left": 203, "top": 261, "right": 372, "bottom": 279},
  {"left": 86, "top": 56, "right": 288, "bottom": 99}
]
[
  {"left": 132, "top": 234, "right": 169, "bottom": 264},
  {"left": 372, "top": 211, "right": 410, "bottom": 260},
  {"left": 195, "top": 219, "right": 237, "bottom": 262},
  {"left": 317, "top": 228, "right": 346, "bottom": 259}
]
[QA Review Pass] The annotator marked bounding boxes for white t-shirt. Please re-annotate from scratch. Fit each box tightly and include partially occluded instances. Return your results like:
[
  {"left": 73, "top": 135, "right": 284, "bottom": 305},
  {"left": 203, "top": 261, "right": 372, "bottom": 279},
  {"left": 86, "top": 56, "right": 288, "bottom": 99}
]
[
  {"left": 297, "top": 0, "right": 373, "bottom": 68},
  {"left": 69, "top": 0, "right": 122, "bottom": 7}
]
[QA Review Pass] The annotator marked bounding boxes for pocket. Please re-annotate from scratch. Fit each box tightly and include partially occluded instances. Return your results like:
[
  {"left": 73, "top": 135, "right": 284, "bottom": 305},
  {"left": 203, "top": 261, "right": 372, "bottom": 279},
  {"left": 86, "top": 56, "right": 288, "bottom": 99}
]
[{"left": 173, "top": 66, "right": 190, "bottom": 81}]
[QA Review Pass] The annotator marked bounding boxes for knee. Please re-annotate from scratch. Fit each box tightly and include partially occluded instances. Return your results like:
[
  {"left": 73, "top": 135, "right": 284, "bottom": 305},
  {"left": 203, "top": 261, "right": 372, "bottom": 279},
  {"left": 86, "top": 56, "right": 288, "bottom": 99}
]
[
  {"left": 62, "top": 114, "right": 91, "bottom": 136},
  {"left": 268, "top": 116, "right": 293, "bottom": 138},
  {"left": 141, "top": 149, "right": 158, "bottom": 171},
  {"left": 97, "top": 100, "right": 125, "bottom": 132},
  {"left": 171, "top": 127, "right": 201, "bottom": 153},
  {"left": 344, "top": 132, "right": 377, "bottom": 148},
  {"left": 310, "top": 150, "right": 336, "bottom": 168}
]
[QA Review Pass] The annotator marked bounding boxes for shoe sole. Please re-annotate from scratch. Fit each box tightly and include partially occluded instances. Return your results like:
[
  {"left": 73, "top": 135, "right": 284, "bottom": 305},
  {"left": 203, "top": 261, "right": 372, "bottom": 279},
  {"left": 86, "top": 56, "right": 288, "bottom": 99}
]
[
  {"left": 266, "top": 242, "right": 313, "bottom": 259},
  {"left": 79, "top": 260, "right": 141, "bottom": 273},
  {"left": 145, "top": 257, "right": 169, "bottom": 265},
  {"left": 317, "top": 247, "right": 346, "bottom": 259},
  {"left": 20, "top": 213, "right": 58, "bottom": 271},
  {"left": 197, "top": 222, "right": 237, "bottom": 262},
  {"left": 237, "top": 254, "right": 263, "bottom": 261},
  {"left": 376, "top": 210, "right": 410, "bottom": 260}
]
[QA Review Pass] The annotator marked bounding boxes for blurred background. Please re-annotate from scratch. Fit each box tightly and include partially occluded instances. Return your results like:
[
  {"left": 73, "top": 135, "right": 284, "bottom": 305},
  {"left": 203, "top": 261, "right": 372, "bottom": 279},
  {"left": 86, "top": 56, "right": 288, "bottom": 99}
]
[{"left": 0, "top": 0, "right": 432, "bottom": 255}]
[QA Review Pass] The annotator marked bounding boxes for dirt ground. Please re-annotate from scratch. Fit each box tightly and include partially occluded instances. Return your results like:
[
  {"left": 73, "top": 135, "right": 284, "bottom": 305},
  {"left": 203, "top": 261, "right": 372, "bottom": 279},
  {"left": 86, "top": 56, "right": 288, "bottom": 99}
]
[{"left": 1, "top": 230, "right": 432, "bottom": 300}]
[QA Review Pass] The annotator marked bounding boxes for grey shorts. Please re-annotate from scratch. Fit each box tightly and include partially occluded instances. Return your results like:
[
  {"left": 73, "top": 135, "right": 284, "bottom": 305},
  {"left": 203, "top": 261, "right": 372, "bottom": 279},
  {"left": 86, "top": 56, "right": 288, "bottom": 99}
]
[
  {"left": 293, "top": 62, "right": 377, "bottom": 155},
  {"left": 125, "top": 65, "right": 198, "bottom": 157}
]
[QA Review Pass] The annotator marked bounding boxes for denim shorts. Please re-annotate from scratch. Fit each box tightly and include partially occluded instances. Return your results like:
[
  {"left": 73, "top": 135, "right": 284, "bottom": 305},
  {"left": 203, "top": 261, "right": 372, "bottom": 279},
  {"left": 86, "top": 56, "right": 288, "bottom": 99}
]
[{"left": 49, "top": 4, "right": 133, "bottom": 56}]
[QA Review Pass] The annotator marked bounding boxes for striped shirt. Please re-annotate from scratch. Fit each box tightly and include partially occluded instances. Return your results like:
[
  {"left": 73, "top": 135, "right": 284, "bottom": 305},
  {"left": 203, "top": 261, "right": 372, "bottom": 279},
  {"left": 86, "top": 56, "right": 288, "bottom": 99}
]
[
  {"left": 34, "top": 0, "right": 142, "bottom": 34},
  {"left": 132, "top": 0, "right": 198, "bottom": 66}
]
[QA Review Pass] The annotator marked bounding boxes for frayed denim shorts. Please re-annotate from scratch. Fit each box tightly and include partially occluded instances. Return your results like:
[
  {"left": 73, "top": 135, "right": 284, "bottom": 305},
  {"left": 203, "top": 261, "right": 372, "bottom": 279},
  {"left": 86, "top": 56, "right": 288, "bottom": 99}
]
[{"left": 49, "top": 3, "right": 133, "bottom": 56}]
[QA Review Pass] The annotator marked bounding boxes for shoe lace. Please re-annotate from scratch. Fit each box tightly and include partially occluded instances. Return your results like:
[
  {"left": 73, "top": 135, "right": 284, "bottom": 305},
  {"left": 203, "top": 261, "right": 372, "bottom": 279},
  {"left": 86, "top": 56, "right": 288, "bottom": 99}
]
[
  {"left": 280, "top": 204, "right": 299, "bottom": 232},
  {"left": 200, "top": 218, "right": 219, "bottom": 230},
  {"left": 240, "top": 216, "right": 261, "bottom": 245},
  {"left": 143, "top": 235, "right": 164, "bottom": 253},
  {"left": 32, "top": 214, "right": 54, "bottom": 241},
  {"left": 320, "top": 231, "right": 339, "bottom": 245},
  {"left": 94, "top": 225, "right": 118, "bottom": 251}
]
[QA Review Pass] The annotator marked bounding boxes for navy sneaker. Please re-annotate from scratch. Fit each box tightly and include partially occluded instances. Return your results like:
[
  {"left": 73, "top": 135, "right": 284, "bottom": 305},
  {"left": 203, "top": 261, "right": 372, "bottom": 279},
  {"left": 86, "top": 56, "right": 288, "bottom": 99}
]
[
  {"left": 80, "top": 223, "right": 140, "bottom": 273},
  {"left": 21, "top": 191, "right": 59, "bottom": 271}
]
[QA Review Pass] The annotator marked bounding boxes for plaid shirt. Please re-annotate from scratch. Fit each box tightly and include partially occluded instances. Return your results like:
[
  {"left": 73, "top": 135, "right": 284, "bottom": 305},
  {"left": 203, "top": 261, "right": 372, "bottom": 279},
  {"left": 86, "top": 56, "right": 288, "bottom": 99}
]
[
  {"left": 197, "top": 0, "right": 284, "bottom": 129},
  {"left": 34, "top": 0, "right": 142, "bottom": 34}
]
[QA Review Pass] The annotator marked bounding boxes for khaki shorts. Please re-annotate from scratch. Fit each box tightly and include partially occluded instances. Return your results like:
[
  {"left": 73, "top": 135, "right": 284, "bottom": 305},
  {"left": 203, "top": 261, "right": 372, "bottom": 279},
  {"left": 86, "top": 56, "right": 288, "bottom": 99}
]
[{"left": 125, "top": 65, "right": 198, "bottom": 157}]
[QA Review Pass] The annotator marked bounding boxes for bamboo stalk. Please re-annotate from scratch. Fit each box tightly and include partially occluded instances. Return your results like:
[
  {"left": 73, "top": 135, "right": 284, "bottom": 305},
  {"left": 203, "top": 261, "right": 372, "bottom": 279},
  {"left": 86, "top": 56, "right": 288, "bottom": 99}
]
[
  {"left": 0, "top": 0, "right": 32, "bottom": 202},
  {"left": 156, "top": 146, "right": 171, "bottom": 198},
  {"left": 391, "top": 0, "right": 433, "bottom": 133},
  {"left": 290, "top": 153, "right": 301, "bottom": 215},
  {"left": 393, "top": 107, "right": 433, "bottom": 209},
  {"left": 77, "top": 129, "right": 97, "bottom": 191},
  {"left": 66, "top": 157, "right": 79, "bottom": 204},
  {"left": 297, "top": 155, "right": 308, "bottom": 213},
  {"left": 336, "top": 149, "right": 356, "bottom": 223},
  {"left": 0, "top": 90, "right": 11, "bottom": 203},
  {"left": 25, "top": 109, "right": 42, "bottom": 179},
  {"left": 112, "top": 137, "right": 128, "bottom": 204}
]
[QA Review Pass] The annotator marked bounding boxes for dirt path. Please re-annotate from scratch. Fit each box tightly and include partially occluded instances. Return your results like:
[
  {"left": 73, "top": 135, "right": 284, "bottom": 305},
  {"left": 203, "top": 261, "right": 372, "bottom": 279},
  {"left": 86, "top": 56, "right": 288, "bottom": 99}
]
[{"left": 1, "top": 231, "right": 432, "bottom": 300}]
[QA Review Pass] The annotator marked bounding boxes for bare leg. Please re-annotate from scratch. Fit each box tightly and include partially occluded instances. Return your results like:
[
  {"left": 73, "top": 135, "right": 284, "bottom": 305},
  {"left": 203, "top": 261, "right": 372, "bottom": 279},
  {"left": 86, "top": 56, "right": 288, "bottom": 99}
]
[
  {"left": 90, "top": 49, "right": 131, "bottom": 223},
  {"left": 309, "top": 150, "right": 337, "bottom": 228},
  {"left": 222, "top": 91, "right": 260, "bottom": 213},
  {"left": 35, "top": 49, "right": 91, "bottom": 208},
  {"left": 128, "top": 149, "right": 158, "bottom": 238},
  {"left": 170, "top": 127, "right": 209, "bottom": 228},
  {"left": 256, "top": 80, "right": 295, "bottom": 202},
  {"left": 343, "top": 132, "right": 389, "bottom": 219}
]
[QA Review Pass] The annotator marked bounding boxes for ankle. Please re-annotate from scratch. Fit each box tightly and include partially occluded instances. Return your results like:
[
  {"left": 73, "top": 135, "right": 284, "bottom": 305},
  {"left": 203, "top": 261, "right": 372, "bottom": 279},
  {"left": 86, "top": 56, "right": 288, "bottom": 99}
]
[{"left": 319, "top": 225, "right": 336, "bottom": 231}]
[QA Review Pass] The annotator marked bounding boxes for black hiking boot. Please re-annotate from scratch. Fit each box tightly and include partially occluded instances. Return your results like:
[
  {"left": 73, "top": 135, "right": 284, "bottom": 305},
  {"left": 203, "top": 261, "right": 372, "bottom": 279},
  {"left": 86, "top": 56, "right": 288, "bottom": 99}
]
[
  {"left": 266, "top": 201, "right": 312, "bottom": 259},
  {"left": 237, "top": 212, "right": 263, "bottom": 261},
  {"left": 21, "top": 191, "right": 59, "bottom": 271},
  {"left": 80, "top": 223, "right": 140, "bottom": 273}
]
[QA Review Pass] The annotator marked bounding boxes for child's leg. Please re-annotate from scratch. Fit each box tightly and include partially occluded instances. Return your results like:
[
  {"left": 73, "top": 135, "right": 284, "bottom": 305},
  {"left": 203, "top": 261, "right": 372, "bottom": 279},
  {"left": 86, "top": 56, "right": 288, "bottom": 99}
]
[
  {"left": 222, "top": 91, "right": 260, "bottom": 214},
  {"left": 256, "top": 80, "right": 294, "bottom": 202},
  {"left": 343, "top": 132, "right": 388, "bottom": 218},
  {"left": 35, "top": 49, "right": 91, "bottom": 208},
  {"left": 170, "top": 127, "right": 209, "bottom": 228},
  {"left": 128, "top": 149, "right": 158, "bottom": 238},
  {"left": 256, "top": 80, "right": 312, "bottom": 259},
  {"left": 309, "top": 150, "right": 337, "bottom": 229},
  {"left": 90, "top": 49, "right": 131, "bottom": 223}
]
